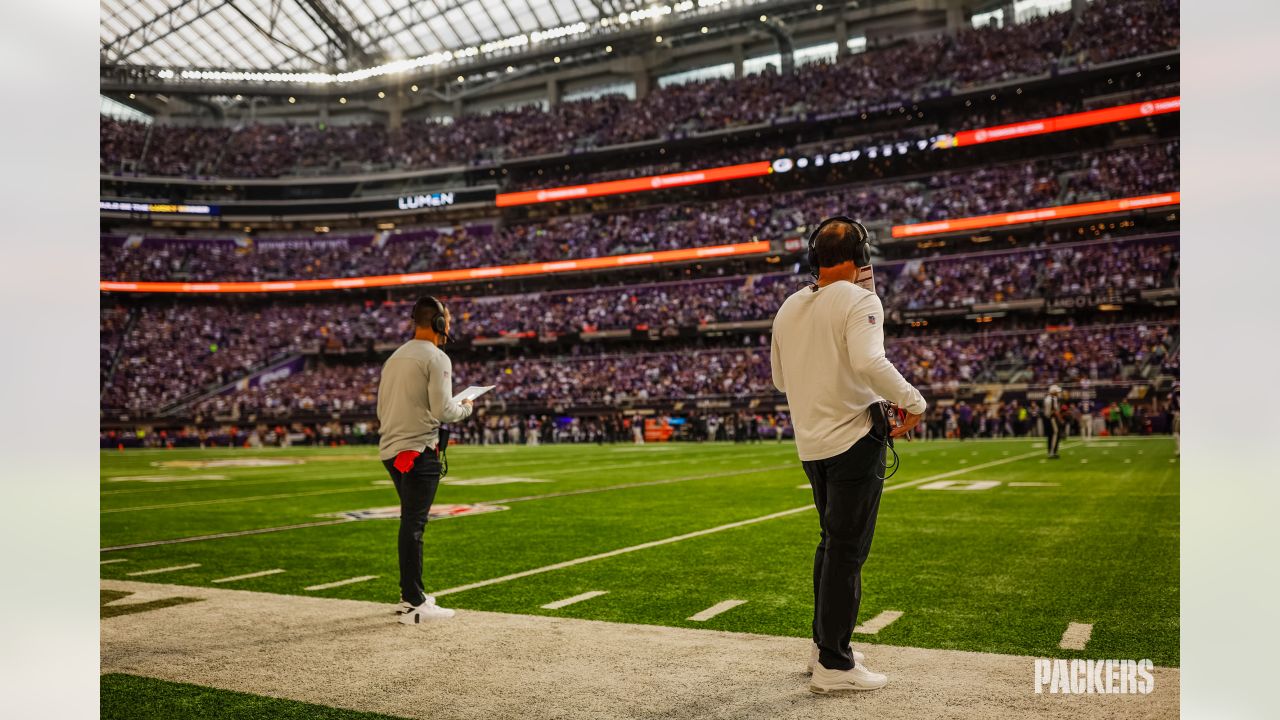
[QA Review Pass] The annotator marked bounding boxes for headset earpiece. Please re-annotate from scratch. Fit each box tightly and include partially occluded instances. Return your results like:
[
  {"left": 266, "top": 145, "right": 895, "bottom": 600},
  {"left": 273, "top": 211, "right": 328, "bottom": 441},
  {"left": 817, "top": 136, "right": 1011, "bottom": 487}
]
[{"left": 421, "top": 296, "right": 448, "bottom": 337}]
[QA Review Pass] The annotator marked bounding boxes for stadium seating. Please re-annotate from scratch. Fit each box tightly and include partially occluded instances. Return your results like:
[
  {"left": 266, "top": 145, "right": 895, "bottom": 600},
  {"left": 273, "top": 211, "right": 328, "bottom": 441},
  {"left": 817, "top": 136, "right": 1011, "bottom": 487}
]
[
  {"left": 101, "top": 140, "right": 1178, "bottom": 283},
  {"left": 99, "top": 0, "right": 1178, "bottom": 178}
]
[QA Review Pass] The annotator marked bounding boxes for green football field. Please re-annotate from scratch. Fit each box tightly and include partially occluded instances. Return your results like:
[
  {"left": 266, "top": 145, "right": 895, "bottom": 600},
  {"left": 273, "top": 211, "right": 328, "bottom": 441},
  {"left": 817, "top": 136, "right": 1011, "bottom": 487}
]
[{"left": 101, "top": 437, "right": 1179, "bottom": 666}]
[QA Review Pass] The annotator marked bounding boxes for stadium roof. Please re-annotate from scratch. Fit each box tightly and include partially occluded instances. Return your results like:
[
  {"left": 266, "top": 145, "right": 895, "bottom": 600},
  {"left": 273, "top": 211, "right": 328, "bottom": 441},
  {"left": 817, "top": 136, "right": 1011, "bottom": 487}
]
[{"left": 101, "top": 0, "right": 622, "bottom": 72}]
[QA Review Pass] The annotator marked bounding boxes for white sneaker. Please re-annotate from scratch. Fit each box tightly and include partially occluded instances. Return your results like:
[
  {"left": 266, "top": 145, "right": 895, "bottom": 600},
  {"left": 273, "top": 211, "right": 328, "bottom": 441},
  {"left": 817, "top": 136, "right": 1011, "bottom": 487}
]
[
  {"left": 806, "top": 643, "right": 865, "bottom": 674},
  {"left": 396, "top": 595, "right": 438, "bottom": 614},
  {"left": 398, "top": 597, "right": 455, "bottom": 624},
  {"left": 809, "top": 664, "right": 888, "bottom": 694}
]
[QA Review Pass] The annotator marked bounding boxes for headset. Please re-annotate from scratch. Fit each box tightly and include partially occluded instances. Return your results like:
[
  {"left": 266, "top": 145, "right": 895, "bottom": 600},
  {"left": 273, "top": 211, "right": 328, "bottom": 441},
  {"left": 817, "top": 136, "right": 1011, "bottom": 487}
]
[
  {"left": 806, "top": 215, "right": 872, "bottom": 280},
  {"left": 416, "top": 295, "right": 450, "bottom": 342}
]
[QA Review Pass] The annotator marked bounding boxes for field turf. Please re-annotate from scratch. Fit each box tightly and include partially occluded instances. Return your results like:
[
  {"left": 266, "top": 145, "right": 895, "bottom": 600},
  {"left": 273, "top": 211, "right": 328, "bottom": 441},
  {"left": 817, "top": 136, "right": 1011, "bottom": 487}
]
[
  {"left": 101, "top": 438, "right": 1179, "bottom": 666},
  {"left": 101, "top": 674, "right": 407, "bottom": 719}
]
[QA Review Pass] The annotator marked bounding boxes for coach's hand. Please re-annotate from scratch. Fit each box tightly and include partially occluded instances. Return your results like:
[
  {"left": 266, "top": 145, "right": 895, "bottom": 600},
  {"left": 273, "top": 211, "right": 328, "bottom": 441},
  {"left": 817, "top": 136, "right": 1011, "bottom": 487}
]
[{"left": 890, "top": 410, "right": 921, "bottom": 439}]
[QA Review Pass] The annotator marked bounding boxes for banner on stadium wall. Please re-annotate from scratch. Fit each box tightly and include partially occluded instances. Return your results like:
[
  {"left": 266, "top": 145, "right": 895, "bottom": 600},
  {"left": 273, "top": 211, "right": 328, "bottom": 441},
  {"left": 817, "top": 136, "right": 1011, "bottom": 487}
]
[
  {"left": 890, "top": 192, "right": 1180, "bottom": 238},
  {"left": 99, "top": 240, "right": 773, "bottom": 294},
  {"left": 1045, "top": 290, "right": 1143, "bottom": 310},
  {"left": 100, "top": 200, "right": 219, "bottom": 215},
  {"left": 225, "top": 355, "right": 306, "bottom": 394}
]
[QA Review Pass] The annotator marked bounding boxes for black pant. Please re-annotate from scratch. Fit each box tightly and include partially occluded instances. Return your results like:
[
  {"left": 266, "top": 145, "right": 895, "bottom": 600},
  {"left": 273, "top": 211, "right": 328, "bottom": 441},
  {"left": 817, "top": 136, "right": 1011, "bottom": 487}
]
[
  {"left": 1047, "top": 417, "right": 1061, "bottom": 456},
  {"left": 382, "top": 452, "right": 442, "bottom": 607},
  {"left": 802, "top": 434, "right": 885, "bottom": 671}
]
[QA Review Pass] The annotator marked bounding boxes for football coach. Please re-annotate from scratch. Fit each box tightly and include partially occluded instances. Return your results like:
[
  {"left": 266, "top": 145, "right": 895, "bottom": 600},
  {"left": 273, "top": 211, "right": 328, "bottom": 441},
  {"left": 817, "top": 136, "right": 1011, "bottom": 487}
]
[
  {"left": 378, "top": 296, "right": 473, "bottom": 624},
  {"left": 770, "top": 217, "right": 926, "bottom": 694}
]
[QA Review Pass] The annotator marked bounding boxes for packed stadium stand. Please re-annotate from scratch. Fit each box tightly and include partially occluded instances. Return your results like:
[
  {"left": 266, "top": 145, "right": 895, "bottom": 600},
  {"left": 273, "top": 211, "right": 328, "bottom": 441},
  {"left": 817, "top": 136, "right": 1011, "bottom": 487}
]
[{"left": 100, "top": 0, "right": 1180, "bottom": 446}]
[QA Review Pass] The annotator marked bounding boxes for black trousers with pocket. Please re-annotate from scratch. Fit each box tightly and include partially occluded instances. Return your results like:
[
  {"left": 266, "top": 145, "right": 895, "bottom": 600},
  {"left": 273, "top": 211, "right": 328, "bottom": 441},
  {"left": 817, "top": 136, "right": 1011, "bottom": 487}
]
[
  {"left": 382, "top": 451, "right": 442, "bottom": 607},
  {"left": 802, "top": 433, "right": 886, "bottom": 671}
]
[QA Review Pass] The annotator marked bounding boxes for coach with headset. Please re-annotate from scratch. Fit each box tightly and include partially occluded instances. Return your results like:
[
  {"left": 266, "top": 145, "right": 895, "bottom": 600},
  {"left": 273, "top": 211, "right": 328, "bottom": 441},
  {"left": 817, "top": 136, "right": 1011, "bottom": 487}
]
[
  {"left": 770, "top": 217, "right": 927, "bottom": 694},
  {"left": 377, "top": 296, "right": 473, "bottom": 624}
]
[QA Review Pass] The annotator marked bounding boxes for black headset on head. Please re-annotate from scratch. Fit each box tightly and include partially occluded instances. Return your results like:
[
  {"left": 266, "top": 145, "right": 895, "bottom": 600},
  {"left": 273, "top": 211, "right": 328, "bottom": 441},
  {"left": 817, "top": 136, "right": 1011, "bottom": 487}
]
[
  {"left": 417, "top": 295, "right": 449, "bottom": 340},
  {"left": 806, "top": 215, "right": 872, "bottom": 280}
]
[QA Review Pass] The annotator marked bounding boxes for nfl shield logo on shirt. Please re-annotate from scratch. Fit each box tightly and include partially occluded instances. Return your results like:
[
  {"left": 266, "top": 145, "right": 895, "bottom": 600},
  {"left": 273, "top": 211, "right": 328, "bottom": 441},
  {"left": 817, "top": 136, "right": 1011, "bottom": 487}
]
[{"left": 868, "top": 314, "right": 877, "bottom": 325}]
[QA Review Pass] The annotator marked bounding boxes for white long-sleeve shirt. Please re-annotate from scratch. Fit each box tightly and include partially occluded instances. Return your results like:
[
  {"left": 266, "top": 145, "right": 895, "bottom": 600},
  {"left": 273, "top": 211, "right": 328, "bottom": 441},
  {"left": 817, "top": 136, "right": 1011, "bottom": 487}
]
[
  {"left": 377, "top": 339, "right": 472, "bottom": 460},
  {"left": 770, "top": 280, "right": 927, "bottom": 462}
]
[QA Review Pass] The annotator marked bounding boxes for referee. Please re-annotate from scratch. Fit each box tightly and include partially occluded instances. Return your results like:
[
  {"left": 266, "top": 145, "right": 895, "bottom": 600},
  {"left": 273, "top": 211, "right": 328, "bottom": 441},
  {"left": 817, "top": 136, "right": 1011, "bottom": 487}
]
[
  {"left": 1044, "top": 385, "right": 1062, "bottom": 459},
  {"left": 770, "top": 218, "right": 926, "bottom": 694},
  {"left": 378, "top": 297, "right": 473, "bottom": 624}
]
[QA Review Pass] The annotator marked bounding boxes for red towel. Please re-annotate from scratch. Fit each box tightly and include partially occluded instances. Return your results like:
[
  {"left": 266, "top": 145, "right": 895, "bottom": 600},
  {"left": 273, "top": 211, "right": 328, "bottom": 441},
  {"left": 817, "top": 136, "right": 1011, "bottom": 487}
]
[{"left": 393, "top": 450, "right": 421, "bottom": 473}]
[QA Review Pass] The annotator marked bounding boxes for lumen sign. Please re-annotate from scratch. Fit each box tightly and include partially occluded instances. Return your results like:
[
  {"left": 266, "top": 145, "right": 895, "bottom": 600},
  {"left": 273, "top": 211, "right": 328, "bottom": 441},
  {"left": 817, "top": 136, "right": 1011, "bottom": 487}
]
[{"left": 397, "top": 192, "right": 456, "bottom": 210}]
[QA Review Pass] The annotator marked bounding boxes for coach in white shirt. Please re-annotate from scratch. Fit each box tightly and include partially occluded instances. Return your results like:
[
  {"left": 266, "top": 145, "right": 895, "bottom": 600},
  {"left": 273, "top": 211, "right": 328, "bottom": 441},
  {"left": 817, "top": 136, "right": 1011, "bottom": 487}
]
[{"left": 770, "top": 217, "right": 926, "bottom": 694}]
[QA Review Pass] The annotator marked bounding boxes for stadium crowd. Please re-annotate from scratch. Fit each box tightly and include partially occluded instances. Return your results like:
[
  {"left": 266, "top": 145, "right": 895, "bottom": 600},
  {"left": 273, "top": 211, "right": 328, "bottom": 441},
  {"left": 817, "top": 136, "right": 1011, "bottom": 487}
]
[
  {"left": 101, "top": 139, "right": 1178, "bottom": 283},
  {"left": 176, "top": 322, "right": 1177, "bottom": 419},
  {"left": 99, "top": 0, "right": 1178, "bottom": 178}
]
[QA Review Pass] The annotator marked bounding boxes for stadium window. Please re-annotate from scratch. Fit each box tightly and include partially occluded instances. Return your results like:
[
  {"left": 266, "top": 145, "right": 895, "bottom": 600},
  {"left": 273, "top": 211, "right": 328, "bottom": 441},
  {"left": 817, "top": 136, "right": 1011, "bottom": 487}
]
[
  {"left": 657, "top": 63, "right": 734, "bottom": 88},
  {"left": 846, "top": 36, "right": 867, "bottom": 55},
  {"left": 743, "top": 42, "right": 840, "bottom": 76},
  {"left": 562, "top": 81, "right": 637, "bottom": 102},
  {"left": 100, "top": 95, "right": 151, "bottom": 123},
  {"left": 971, "top": 0, "right": 1075, "bottom": 28}
]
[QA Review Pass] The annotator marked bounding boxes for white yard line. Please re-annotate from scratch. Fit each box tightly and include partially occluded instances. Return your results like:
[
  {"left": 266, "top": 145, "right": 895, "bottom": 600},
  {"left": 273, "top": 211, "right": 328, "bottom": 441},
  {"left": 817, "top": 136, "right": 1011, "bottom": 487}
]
[
  {"left": 541, "top": 591, "right": 609, "bottom": 610},
  {"left": 492, "top": 465, "right": 794, "bottom": 504},
  {"left": 103, "top": 486, "right": 385, "bottom": 513},
  {"left": 432, "top": 506, "right": 814, "bottom": 597},
  {"left": 304, "top": 575, "right": 379, "bottom": 591},
  {"left": 1059, "top": 622, "right": 1094, "bottom": 650},
  {"left": 688, "top": 600, "right": 747, "bottom": 622},
  {"left": 101, "top": 466, "right": 794, "bottom": 551},
  {"left": 212, "top": 569, "right": 286, "bottom": 584},
  {"left": 854, "top": 610, "right": 904, "bottom": 635},
  {"left": 433, "top": 446, "right": 1057, "bottom": 598},
  {"left": 101, "top": 448, "right": 761, "bottom": 495},
  {"left": 126, "top": 563, "right": 201, "bottom": 577},
  {"left": 100, "top": 558, "right": 129, "bottom": 565},
  {"left": 101, "top": 519, "right": 354, "bottom": 552}
]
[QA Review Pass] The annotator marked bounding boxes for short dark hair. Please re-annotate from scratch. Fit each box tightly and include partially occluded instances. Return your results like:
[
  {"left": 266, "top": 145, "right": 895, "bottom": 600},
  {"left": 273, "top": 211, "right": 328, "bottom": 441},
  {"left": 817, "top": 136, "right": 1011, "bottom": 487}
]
[
  {"left": 412, "top": 296, "right": 445, "bottom": 329},
  {"left": 813, "top": 221, "right": 861, "bottom": 269}
]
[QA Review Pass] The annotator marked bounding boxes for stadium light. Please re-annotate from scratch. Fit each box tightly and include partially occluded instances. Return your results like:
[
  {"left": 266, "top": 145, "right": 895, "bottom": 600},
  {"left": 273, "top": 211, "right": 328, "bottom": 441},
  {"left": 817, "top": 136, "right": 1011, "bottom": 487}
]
[
  {"left": 377, "top": 91, "right": 385, "bottom": 98},
  {"left": 287, "top": 96, "right": 295, "bottom": 103},
  {"left": 339, "top": 97, "right": 347, "bottom": 104},
  {"left": 554, "top": 56, "right": 561, "bottom": 63},
  {"left": 410, "top": 84, "right": 419, "bottom": 91},
  {"left": 816, "top": 3, "right": 824, "bottom": 10},
  {"left": 655, "top": 35, "right": 663, "bottom": 43}
]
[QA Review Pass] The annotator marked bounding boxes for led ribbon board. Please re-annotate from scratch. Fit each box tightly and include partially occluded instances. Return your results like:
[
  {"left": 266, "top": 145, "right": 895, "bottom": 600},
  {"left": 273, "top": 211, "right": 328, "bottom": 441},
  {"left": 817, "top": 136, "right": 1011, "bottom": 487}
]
[
  {"left": 495, "top": 162, "right": 773, "bottom": 207},
  {"left": 100, "top": 241, "right": 772, "bottom": 294},
  {"left": 939, "top": 97, "right": 1181, "bottom": 148},
  {"left": 891, "top": 192, "right": 1180, "bottom": 238}
]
